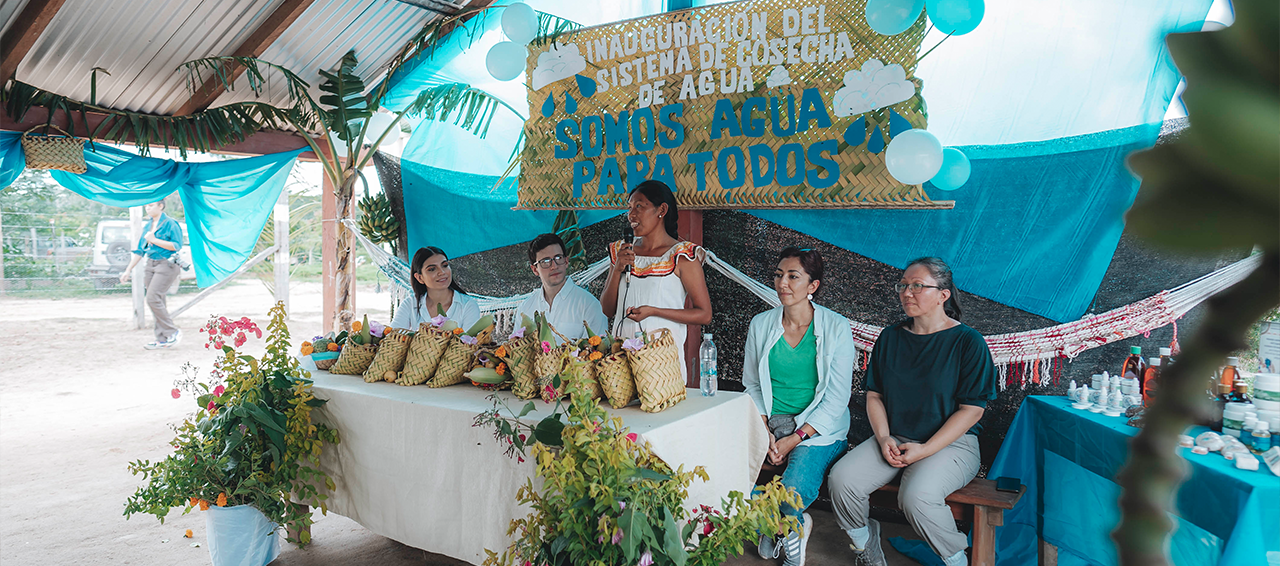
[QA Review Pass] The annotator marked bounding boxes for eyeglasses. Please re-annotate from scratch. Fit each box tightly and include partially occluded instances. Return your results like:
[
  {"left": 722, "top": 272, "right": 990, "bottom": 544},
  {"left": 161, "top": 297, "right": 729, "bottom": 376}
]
[
  {"left": 534, "top": 255, "right": 568, "bottom": 269},
  {"left": 894, "top": 282, "right": 943, "bottom": 294}
]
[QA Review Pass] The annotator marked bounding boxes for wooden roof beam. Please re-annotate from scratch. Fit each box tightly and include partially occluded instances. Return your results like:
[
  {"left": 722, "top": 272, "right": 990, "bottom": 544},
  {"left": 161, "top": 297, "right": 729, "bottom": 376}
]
[
  {"left": 0, "top": 0, "right": 69, "bottom": 86},
  {"left": 173, "top": 0, "right": 317, "bottom": 116}
]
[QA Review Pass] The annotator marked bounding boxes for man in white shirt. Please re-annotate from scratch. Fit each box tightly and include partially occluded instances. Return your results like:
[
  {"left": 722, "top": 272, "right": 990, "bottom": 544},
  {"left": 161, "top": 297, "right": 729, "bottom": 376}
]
[{"left": 515, "top": 234, "right": 608, "bottom": 344}]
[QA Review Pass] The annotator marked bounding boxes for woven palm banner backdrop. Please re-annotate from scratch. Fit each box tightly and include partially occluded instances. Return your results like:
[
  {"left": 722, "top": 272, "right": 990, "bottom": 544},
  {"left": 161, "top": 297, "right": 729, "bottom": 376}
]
[{"left": 516, "top": 0, "right": 952, "bottom": 210}]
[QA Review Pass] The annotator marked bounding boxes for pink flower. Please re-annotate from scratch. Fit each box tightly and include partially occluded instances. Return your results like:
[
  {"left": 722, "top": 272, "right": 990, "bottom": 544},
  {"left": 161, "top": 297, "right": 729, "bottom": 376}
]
[
  {"left": 253, "top": 327, "right": 262, "bottom": 339},
  {"left": 611, "top": 528, "right": 624, "bottom": 545},
  {"left": 638, "top": 549, "right": 654, "bottom": 566},
  {"left": 618, "top": 501, "right": 626, "bottom": 510},
  {"left": 430, "top": 315, "right": 447, "bottom": 327},
  {"left": 517, "top": 456, "right": 525, "bottom": 463},
  {"left": 625, "top": 433, "right": 638, "bottom": 443},
  {"left": 509, "top": 327, "right": 526, "bottom": 341},
  {"left": 460, "top": 335, "right": 478, "bottom": 346},
  {"left": 213, "top": 340, "right": 224, "bottom": 349},
  {"left": 234, "top": 332, "right": 247, "bottom": 347},
  {"left": 171, "top": 388, "right": 181, "bottom": 399},
  {"left": 213, "top": 385, "right": 225, "bottom": 397},
  {"left": 541, "top": 341, "right": 552, "bottom": 354},
  {"left": 702, "top": 521, "right": 714, "bottom": 536},
  {"left": 622, "top": 337, "right": 644, "bottom": 351},
  {"left": 206, "top": 401, "right": 216, "bottom": 411}
]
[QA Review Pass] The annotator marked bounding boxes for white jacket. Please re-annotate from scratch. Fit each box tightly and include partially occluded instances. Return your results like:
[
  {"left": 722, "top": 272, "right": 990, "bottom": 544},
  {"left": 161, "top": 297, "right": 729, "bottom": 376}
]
[{"left": 742, "top": 303, "right": 853, "bottom": 447}]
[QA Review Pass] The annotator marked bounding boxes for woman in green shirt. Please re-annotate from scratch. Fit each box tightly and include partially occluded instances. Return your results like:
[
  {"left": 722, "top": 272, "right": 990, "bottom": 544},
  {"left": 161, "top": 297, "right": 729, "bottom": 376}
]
[
  {"left": 828, "top": 257, "right": 997, "bottom": 566},
  {"left": 742, "top": 248, "right": 854, "bottom": 566}
]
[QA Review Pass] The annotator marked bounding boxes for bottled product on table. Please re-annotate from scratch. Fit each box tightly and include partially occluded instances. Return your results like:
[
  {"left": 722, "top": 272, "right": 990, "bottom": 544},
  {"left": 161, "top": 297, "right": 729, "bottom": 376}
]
[
  {"left": 1207, "top": 382, "right": 1231, "bottom": 430},
  {"left": 1122, "top": 346, "right": 1146, "bottom": 395},
  {"left": 1252, "top": 421, "right": 1272, "bottom": 452},
  {"left": 1243, "top": 416, "right": 1257, "bottom": 440},
  {"left": 1220, "top": 356, "right": 1241, "bottom": 388},
  {"left": 1228, "top": 377, "right": 1252, "bottom": 404},
  {"left": 1142, "top": 357, "right": 1161, "bottom": 404},
  {"left": 1159, "top": 347, "right": 1174, "bottom": 369},
  {"left": 699, "top": 333, "right": 717, "bottom": 397}
]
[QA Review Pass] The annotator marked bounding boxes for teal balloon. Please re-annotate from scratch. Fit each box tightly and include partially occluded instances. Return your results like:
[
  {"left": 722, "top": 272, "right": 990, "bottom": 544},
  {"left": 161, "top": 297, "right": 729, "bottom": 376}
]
[
  {"left": 926, "top": 0, "right": 985, "bottom": 36},
  {"left": 885, "top": 129, "right": 943, "bottom": 185},
  {"left": 575, "top": 74, "right": 597, "bottom": 98},
  {"left": 930, "top": 148, "right": 971, "bottom": 191},
  {"left": 843, "top": 116, "right": 866, "bottom": 146},
  {"left": 500, "top": 2, "right": 539, "bottom": 45},
  {"left": 867, "top": 125, "right": 885, "bottom": 154},
  {"left": 540, "top": 96, "right": 556, "bottom": 117},
  {"left": 865, "top": 0, "right": 925, "bottom": 36},
  {"left": 565, "top": 92, "right": 578, "bottom": 114}
]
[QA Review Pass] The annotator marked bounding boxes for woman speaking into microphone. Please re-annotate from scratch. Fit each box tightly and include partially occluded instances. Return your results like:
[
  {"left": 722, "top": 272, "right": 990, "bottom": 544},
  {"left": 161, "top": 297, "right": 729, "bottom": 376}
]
[{"left": 601, "top": 180, "right": 712, "bottom": 383}]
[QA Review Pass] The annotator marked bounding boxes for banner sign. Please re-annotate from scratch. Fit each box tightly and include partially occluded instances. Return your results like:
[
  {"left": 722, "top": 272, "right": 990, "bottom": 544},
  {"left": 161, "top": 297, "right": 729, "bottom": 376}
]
[{"left": 516, "top": 0, "right": 952, "bottom": 210}]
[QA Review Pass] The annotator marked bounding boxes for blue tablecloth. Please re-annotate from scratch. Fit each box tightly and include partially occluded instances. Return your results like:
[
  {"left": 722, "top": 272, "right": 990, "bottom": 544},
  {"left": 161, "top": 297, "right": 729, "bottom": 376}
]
[{"left": 990, "top": 396, "right": 1279, "bottom": 566}]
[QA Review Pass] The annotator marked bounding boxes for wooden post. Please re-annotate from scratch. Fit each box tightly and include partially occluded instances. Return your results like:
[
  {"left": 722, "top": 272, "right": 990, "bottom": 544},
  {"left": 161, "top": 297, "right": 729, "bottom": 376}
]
[
  {"left": 129, "top": 207, "right": 146, "bottom": 329},
  {"left": 321, "top": 173, "right": 337, "bottom": 334},
  {"left": 972, "top": 505, "right": 999, "bottom": 566},
  {"left": 678, "top": 209, "right": 703, "bottom": 387},
  {"left": 274, "top": 186, "right": 290, "bottom": 315}
]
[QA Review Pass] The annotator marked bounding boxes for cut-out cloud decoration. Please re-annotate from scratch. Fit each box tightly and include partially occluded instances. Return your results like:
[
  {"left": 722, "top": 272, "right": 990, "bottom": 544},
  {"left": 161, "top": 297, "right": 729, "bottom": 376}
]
[
  {"left": 765, "top": 66, "right": 792, "bottom": 88},
  {"left": 832, "top": 59, "right": 916, "bottom": 117},
  {"left": 532, "top": 43, "right": 587, "bottom": 91}
]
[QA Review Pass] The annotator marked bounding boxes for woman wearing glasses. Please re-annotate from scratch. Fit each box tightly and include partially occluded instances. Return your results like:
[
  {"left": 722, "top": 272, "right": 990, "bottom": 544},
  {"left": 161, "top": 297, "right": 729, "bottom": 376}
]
[
  {"left": 827, "top": 257, "right": 997, "bottom": 566},
  {"left": 742, "top": 247, "right": 853, "bottom": 566},
  {"left": 390, "top": 246, "right": 482, "bottom": 331},
  {"left": 515, "top": 233, "right": 608, "bottom": 342},
  {"left": 601, "top": 180, "right": 712, "bottom": 383}
]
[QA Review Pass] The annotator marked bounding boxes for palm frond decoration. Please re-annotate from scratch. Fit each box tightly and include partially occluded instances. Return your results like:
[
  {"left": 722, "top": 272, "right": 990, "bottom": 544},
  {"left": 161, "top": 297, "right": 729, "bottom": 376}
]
[
  {"left": 179, "top": 56, "right": 324, "bottom": 132},
  {"left": 530, "top": 11, "right": 583, "bottom": 47},
  {"left": 552, "top": 209, "right": 587, "bottom": 271}
]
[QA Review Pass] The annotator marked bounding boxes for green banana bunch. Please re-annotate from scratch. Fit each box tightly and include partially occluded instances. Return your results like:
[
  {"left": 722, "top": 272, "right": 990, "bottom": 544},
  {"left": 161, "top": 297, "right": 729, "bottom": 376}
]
[{"left": 357, "top": 192, "right": 400, "bottom": 246}]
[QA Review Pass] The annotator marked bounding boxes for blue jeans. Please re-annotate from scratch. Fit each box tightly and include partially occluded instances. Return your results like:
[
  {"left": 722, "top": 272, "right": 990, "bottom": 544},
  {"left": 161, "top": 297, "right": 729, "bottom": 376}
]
[{"left": 774, "top": 440, "right": 848, "bottom": 518}]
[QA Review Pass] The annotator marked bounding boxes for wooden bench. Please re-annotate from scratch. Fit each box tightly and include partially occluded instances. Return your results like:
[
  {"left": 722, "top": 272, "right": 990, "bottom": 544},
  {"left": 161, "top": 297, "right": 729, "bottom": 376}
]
[{"left": 869, "top": 478, "right": 1024, "bottom": 566}]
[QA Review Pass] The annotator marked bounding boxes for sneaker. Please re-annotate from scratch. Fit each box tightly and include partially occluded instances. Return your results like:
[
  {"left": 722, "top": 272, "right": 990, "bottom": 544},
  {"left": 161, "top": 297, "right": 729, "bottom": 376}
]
[
  {"left": 781, "top": 513, "right": 812, "bottom": 566},
  {"left": 757, "top": 534, "right": 781, "bottom": 560},
  {"left": 167, "top": 330, "right": 182, "bottom": 346},
  {"left": 143, "top": 341, "right": 164, "bottom": 350},
  {"left": 851, "top": 519, "right": 887, "bottom": 566}
]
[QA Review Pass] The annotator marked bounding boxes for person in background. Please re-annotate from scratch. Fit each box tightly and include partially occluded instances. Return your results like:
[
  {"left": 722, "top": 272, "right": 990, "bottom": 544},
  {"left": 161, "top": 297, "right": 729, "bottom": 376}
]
[
  {"left": 742, "top": 247, "right": 853, "bottom": 566},
  {"left": 120, "top": 199, "right": 184, "bottom": 350},
  {"left": 515, "top": 233, "right": 607, "bottom": 343},
  {"left": 600, "top": 180, "right": 712, "bottom": 382},
  {"left": 390, "top": 246, "right": 481, "bottom": 331},
  {"left": 827, "top": 257, "right": 997, "bottom": 566}
]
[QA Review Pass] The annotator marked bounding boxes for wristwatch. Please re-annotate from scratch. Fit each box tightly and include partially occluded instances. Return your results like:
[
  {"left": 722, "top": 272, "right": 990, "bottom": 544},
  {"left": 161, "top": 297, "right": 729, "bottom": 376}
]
[{"left": 795, "top": 429, "right": 810, "bottom": 441}]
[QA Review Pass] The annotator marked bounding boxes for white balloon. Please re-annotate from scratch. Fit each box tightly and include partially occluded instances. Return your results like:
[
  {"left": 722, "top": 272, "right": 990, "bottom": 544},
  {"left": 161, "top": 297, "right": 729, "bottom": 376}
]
[
  {"left": 501, "top": 2, "right": 539, "bottom": 45},
  {"left": 885, "top": 129, "right": 944, "bottom": 185},
  {"left": 365, "top": 113, "right": 400, "bottom": 147},
  {"left": 486, "top": 41, "right": 528, "bottom": 81}
]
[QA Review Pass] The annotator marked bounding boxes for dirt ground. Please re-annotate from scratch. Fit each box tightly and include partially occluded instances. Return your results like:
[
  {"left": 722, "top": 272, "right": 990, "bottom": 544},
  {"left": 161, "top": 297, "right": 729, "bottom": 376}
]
[{"left": 0, "top": 281, "right": 918, "bottom": 566}]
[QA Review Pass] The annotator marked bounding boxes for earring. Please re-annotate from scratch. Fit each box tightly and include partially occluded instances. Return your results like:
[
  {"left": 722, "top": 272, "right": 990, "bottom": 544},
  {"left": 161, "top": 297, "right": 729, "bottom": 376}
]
[{"left": 807, "top": 293, "right": 813, "bottom": 301}]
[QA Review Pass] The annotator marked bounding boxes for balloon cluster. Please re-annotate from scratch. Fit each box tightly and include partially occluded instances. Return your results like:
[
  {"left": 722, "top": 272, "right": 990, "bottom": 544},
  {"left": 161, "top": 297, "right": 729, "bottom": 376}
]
[
  {"left": 865, "top": 0, "right": 985, "bottom": 36},
  {"left": 486, "top": 2, "right": 539, "bottom": 81}
]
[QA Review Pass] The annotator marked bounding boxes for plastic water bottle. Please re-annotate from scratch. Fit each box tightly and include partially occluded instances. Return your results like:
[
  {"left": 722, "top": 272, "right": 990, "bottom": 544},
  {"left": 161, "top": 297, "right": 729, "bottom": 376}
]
[{"left": 699, "top": 333, "right": 718, "bottom": 397}]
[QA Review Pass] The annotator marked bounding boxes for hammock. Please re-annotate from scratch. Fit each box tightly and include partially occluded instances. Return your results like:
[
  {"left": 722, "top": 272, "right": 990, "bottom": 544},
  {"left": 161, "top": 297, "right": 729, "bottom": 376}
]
[{"left": 345, "top": 220, "right": 1261, "bottom": 387}]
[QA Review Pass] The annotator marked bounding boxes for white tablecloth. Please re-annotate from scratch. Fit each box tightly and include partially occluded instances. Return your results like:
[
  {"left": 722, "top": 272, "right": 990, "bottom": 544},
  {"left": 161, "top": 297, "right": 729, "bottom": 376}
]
[{"left": 306, "top": 366, "right": 768, "bottom": 565}]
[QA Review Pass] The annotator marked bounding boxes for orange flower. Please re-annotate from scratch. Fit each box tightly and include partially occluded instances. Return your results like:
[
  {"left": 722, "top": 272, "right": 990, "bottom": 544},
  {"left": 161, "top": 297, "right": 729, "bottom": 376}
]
[
  {"left": 302, "top": 341, "right": 312, "bottom": 347},
  {"left": 496, "top": 363, "right": 507, "bottom": 376},
  {"left": 301, "top": 345, "right": 313, "bottom": 355},
  {"left": 184, "top": 529, "right": 193, "bottom": 538},
  {"left": 198, "top": 499, "right": 210, "bottom": 511},
  {"left": 216, "top": 492, "right": 227, "bottom": 507},
  {"left": 495, "top": 346, "right": 507, "bottom": 358},
  {"left": 328, "top": 342, "right": 340, "bottom": 351},
  {"left": 352, "top": 321, "right": 363, "bottom": 332},
  {"left": 189, "top": 497, "right": 199, "bottom": 507},
  {"left": 453, "top": 328, "right": 464, "bottom": 335},
  {"left": 588, "top": 335, "right": 602, "bottom": 347},
  {"left": 589, "top": 351, "right": 603, "bottom": 361}
]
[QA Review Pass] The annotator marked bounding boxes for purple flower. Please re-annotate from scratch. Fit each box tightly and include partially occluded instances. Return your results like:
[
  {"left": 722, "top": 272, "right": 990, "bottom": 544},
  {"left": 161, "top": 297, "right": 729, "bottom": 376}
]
[
  {"left": 430, "top": 314, "right": 448, "bottom": 327},
  {"left": 370, "top": 321, "right": 385, "bottom": 337},
  {"left": 611, "top": 528, "right": 624, "bottom": 545},
  {"left": 509, "top": 327, "right": 526, "bottom": 341},
  {"left": 460, "top": 334, "right": 478, "bottom": 346},
  {"left": 622, "top": 337, "right": 644, "bottom": 351},
  {"left": 638, "top": 550, "right": 654, "bottom": 566},
  {"left": 618, "top": 501, "right": 627, "bottom": 510}
]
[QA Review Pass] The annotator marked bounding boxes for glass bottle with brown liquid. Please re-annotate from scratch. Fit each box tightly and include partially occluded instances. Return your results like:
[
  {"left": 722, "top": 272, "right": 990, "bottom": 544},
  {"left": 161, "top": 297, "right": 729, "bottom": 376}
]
[
  {"left": 1220, "top": 356, "right": 1241, "bottom": 389},
  {"left": 1122, "top": 346, "right": 1146, "bottom": 396},
  {"left": 1142, "top": 357, "right": 1161, "bottom": 404}
]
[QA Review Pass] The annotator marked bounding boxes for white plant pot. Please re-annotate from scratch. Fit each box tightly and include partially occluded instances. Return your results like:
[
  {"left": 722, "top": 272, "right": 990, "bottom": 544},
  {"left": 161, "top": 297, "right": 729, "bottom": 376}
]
[{"left": 205, "top": 505, "right": 281, "bottom": 566}]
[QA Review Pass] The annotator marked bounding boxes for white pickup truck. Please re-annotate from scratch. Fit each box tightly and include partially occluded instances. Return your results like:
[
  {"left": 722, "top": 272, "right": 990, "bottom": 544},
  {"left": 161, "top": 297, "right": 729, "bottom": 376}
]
[{"left": 85, "top": 219, "right": 195, "bottom": 291}]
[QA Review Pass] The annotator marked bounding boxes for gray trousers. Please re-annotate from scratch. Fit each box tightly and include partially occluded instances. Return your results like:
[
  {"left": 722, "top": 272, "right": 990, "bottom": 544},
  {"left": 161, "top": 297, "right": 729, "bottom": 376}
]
[
  {"left": 828, "top": 434, "right": 981, "bottom": 559},
  {"left": 144, "top": 258, "right": 180, "bottom": 341}
]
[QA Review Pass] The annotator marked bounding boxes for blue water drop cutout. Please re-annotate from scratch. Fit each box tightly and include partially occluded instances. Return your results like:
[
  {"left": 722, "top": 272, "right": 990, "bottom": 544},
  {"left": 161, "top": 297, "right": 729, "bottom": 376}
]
[
  {"left": 868, "top": 125, "right": 885, "bottom": 154},
  {"left": 541, "top": 96, "right": 556, "bottom": 118},
  {"left": 565, "top": 92, "right": 578, "bottom": 114},
  {"left": 843, "top": 116, "right": 866, "bottom": 147},
  {"left": 888, "top": 110, "right": 912, "bottom": 139},
  {"left": 575, "top": 74, "right": 597, "bottom": 98}
]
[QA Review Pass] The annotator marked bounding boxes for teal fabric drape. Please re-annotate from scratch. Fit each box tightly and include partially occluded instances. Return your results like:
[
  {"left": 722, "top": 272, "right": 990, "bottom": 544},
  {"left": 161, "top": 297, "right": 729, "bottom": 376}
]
[
  {"left": 0, "top": 131, "right": 24, "bottom": 188},
  {"left": 50, "top": 144, "right": 302, "bottom": 287}
]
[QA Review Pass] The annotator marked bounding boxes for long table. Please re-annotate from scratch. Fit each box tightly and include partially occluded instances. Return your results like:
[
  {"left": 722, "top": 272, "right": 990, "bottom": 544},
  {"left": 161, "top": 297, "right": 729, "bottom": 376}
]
[
  {"left": 305, "top": 366, "right": 769, "bottom": 565},
  {"left": 990, "top": 395, "right": 1280, "bottom": 566}
]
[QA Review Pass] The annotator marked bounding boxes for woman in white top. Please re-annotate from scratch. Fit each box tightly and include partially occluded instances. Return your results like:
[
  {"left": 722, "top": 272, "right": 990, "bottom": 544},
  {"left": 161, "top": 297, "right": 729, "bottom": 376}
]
[
  {"left": 601, "top": 180, "right": 712, "bottom": 383},
  {"left": 390, "top": 246, "right": 482, "bottom": 331}
]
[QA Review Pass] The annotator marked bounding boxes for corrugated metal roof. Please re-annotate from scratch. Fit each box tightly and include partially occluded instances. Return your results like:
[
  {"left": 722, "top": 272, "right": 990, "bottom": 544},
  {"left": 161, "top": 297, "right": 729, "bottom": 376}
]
[{"left": 5, "top": 0, "right": 462, "bottom": 118}]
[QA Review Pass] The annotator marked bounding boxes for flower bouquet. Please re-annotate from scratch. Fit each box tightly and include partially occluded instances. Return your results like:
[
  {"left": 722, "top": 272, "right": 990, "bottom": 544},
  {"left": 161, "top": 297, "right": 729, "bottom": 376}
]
[
  {"left": 301, "top": 334, "right": 341, "bottom": 370},
  {"left": 327, "top": 314, "right": 382, "bottom": 375},
  {"left": 495, "top": 314, "right": 540, "bottom": 399},
  {"left": 425, "top": 313, "right": 496, "bottom": 388},
  {"left": 125, "top": 303, "right": 340, "bottom": 557}
]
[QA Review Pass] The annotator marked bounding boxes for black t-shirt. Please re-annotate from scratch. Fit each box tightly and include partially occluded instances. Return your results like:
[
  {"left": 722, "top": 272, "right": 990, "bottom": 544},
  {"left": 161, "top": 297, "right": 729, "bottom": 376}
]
[{"left": 866, "top": 320, "right": 997, "bottom": 441}]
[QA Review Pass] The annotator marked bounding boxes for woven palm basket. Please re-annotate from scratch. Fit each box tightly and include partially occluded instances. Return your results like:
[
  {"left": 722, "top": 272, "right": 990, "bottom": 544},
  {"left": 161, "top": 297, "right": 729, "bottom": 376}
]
[
  {"left": 627, "top": 328, "right": 686, "bottom": 413},
  {"left": 396, "top": 324, "right": 452, "bottom": 386},
  {"left": 597, "top": 350, "right": 636, "bottom": 409},
  {"left": 427, "top": 338, "right": 479, "bottom": 388},
  {"left": 502, "top": 334, "right": 539, "bottom": 399},
  {"left": 563, "top": 356, "right": 603, "bottom": 401},
  {"left": 329, "top": 342, "right": 377, "bottom": 375},
  {"left": 363, "top": 330, "right": 411, "bottom": 383},
  {"left": 21, "top": 125, "right": 87, "bottom": 173},
  {"left": 535, "top": 344, "right": 572, "bottom": 402}
]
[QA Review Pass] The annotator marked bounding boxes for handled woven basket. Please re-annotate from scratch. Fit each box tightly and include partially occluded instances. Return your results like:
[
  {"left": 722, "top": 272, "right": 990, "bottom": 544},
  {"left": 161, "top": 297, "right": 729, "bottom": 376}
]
[
  {"left": 363, "top": 329, "right": 411, "bottom": 383},
  {"left": 21, "top": 125, "right": 88, "bottom": 174},
  {"left": 535, "top": 341, "right": 572, "bottom": 402},
  {"left": 329, "top": 342, "right": 377, "bottom": 375},
  {"left": 627, "top": 328, "right": 686, "bottom": 413},
  {"left": 597, "top": 350, "right": 636, "bottom": 409},
  {"left": 425, "top": 324, "right": 494, "bottom": 388},
  {"left": 501, "top": 334, "right": 539, "bottom": 399},
  {"left": 563, "top": 355, "right": 603, "bottom": 401},
  {"left": 396, "top": 324, "right": 452, "bottom": 386}
]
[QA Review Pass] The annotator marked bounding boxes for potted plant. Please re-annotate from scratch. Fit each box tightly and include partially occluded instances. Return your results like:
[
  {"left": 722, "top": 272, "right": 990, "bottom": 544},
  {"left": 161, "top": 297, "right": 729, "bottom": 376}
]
[{"left": 125, "top": 302, "right": 340, "bottom": 566}]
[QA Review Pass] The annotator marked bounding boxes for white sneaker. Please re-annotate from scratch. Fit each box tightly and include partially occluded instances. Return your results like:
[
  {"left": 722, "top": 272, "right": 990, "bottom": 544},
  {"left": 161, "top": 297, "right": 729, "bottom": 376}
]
[
  {"left": 167, "top": 330, "right": 182, "bottom": 346},
  {"left": 781, "top": 513, "right": 812, "bottom": 566},
  {"left": 143, "top": 341, "right": 164, "bottom": 350},
  {"left": 758, "top": 534, "right": 781, "bottom": 560}
]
